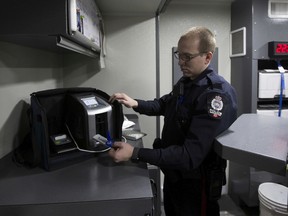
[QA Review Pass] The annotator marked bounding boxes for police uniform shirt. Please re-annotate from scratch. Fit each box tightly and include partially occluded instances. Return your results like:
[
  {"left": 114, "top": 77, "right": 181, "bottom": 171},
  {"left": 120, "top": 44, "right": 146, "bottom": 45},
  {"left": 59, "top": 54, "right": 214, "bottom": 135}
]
[{"left": 132, "top": 66, "right": 237, "bottom": 171}]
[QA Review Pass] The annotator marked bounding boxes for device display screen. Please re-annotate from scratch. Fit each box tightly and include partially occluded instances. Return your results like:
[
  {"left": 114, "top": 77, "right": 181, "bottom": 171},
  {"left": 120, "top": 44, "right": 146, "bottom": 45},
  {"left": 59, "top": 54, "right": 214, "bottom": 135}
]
[
  {"left": 268, "top": 41, "right": 288, "bottom": 58},
  {"left": 81, "top": 97, "right": 98, "bottom": 107}
]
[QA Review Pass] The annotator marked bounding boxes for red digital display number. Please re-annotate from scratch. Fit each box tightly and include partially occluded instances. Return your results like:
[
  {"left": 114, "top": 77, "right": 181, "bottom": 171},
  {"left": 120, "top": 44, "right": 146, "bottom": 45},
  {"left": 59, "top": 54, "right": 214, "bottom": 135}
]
[{"left": 276, "top": 43, "right": 288, "bottom": 53}]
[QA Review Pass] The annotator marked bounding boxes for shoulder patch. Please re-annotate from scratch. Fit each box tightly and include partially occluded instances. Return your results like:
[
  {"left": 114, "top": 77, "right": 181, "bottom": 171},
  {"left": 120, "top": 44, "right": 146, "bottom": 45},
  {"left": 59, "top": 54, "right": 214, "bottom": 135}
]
[{"left": 207, "top": 95, "right": 223, "bottom": 119}]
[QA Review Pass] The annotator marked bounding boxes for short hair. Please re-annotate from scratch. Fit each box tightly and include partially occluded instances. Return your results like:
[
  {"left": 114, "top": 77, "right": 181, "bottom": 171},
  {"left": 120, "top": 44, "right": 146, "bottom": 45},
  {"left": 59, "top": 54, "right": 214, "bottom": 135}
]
[{"left": 179, "top": 26, "right": 216, "bottom": 53}]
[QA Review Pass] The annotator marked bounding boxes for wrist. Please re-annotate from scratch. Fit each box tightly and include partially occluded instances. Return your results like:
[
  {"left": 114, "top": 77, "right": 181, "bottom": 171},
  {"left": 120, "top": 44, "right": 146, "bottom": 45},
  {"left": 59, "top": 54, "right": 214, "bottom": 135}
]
[
  {"left": 131, "top": 147, "right": 140, "bottom": 162},
  {"left": 132, "top": 100, "right": 138, "bottom": 108}
]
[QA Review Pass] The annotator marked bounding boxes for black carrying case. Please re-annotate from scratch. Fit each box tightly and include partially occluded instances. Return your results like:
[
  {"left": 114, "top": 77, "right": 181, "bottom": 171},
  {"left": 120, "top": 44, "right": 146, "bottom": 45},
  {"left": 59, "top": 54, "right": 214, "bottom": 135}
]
[{"left": 30, "top": 87, "right": 123, "bottom": 170}]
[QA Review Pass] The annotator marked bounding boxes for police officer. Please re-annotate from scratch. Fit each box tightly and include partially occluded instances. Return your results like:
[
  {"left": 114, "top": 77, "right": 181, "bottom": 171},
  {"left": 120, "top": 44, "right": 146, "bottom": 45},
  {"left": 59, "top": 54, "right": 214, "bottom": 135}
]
[{"left": 109, "top": 26, "right": 237, "bottom": 216}]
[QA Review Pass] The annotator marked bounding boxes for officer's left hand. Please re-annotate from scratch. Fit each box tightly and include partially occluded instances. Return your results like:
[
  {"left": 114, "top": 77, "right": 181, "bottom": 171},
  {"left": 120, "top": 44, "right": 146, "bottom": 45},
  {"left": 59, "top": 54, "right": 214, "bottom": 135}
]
[{"left": 108, "top": 142, "right": 134, "bottom": 162}]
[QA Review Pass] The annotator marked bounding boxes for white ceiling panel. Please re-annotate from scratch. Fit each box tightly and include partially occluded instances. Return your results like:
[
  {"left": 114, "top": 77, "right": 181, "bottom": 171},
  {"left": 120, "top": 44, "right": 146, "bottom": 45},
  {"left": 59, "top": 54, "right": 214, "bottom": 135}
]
[
  {"left": 94, "top": 0, "right": 234, "bottom": 16},
  {"left": 95, "top": 0, "right": 164, "bottom": 15}
]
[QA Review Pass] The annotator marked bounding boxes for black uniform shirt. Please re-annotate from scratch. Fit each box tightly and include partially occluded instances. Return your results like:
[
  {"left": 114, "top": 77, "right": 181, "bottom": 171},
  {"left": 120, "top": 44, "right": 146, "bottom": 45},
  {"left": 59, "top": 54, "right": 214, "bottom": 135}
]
[{"left": 133, "top": 66, "right": 237, "bottom": 171}]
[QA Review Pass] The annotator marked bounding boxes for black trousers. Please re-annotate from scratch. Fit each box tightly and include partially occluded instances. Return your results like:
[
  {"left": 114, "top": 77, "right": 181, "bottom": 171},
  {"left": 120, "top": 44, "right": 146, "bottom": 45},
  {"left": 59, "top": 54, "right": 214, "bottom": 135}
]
[{"left": 163, "top": 176, "right": 220, "bottom": 216}]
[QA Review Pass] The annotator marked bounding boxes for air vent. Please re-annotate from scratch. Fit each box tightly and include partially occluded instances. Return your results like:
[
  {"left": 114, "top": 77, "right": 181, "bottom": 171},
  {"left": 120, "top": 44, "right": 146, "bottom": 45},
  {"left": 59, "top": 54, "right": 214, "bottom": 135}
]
[
  {"left": 269, "top": 0, "right": 288, "bottom": 18},
  {"left": 230, "top": 27, "right": 246, "bottom": 57}
]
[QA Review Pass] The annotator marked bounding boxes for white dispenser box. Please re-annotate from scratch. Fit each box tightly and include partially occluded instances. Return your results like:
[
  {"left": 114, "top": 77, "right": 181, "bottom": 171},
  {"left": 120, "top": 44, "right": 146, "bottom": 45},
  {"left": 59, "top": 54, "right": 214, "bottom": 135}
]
[
  {"left": 257, "top": 109, "right": 288, "bottom": 118},
  {"left": 258, "top": 70, "right": 288, "bottom": 99}
]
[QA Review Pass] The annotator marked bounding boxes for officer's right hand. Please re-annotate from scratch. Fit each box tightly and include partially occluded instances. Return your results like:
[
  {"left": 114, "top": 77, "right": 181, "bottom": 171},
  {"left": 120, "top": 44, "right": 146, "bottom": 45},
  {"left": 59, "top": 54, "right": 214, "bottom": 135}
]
[
  {"left": 108, "top": 142, "right": 134, "bottom": 162},
  {"left": 109, "top": 93, "right": 138, "bottom": 108}
]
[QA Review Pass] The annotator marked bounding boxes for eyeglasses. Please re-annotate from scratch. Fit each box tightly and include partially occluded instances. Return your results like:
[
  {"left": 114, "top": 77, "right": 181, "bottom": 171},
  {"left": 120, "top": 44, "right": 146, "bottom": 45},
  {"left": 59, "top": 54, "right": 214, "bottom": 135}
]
[{"left": 174, "top": 51, "right": 205, "bottom": 62}]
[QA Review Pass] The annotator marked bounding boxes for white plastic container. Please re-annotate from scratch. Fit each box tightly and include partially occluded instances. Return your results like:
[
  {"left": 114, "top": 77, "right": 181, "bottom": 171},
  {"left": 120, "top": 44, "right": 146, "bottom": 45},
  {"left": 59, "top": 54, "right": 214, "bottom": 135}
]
[
  {"left": 258, "top": 70, "right": 288, "bottom": 99},
  {"left": 258, "top": 182, "right": 288, "bottom": 216}
]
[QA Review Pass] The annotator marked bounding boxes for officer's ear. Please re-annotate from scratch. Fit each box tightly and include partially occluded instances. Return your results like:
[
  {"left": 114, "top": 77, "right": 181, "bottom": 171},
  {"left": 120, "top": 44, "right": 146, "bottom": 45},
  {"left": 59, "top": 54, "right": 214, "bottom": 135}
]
[{"left": 205, "top": 51, "right": 213, "bottom": 65}]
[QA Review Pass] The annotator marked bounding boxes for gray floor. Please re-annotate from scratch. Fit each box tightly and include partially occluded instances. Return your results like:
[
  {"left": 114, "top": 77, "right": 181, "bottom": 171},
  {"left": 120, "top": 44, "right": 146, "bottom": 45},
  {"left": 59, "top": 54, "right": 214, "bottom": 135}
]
[
  {"left": 159, "top": 195, "right": 260, "bottom": 216},
  {"left": 219, "top": 195, "right": 259, "bottom": 216}
]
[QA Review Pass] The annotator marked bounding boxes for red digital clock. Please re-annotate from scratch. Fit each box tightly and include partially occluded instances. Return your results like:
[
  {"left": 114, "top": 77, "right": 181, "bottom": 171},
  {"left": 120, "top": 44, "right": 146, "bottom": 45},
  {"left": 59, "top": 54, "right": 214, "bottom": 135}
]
[{"left": 268, "top": 41, "right": 288, "bottom": 58}]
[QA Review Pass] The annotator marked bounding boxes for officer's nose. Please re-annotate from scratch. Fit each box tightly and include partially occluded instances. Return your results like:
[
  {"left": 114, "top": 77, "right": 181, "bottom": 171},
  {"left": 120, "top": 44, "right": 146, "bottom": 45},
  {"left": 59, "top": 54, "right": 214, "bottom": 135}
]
[{"left": 178, "top": 58, "right": 185, "bottom": 67}]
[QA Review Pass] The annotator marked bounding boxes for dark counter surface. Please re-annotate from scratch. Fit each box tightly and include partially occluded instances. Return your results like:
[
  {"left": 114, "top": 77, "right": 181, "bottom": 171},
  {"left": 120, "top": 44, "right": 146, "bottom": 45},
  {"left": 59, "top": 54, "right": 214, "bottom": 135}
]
[
  {"left": 215, "top": 113, "right": 288, "bottom": 176},
  {"left": 0, "top": 114, "right": 153, "bottom": 216}
]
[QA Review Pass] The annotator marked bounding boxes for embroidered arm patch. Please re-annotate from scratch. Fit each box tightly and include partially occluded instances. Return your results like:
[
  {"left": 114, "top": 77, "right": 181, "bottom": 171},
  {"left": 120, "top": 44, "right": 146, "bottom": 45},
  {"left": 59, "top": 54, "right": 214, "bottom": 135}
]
[{"left": 207, "top": 94, "right": 224, "bottom": 119}]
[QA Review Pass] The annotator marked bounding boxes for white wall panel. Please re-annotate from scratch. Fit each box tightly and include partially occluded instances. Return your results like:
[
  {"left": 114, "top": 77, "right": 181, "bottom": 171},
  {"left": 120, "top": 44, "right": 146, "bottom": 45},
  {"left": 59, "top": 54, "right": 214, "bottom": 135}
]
[{"left": 0, "top": 42, "right": 63, "bottom": 158}]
